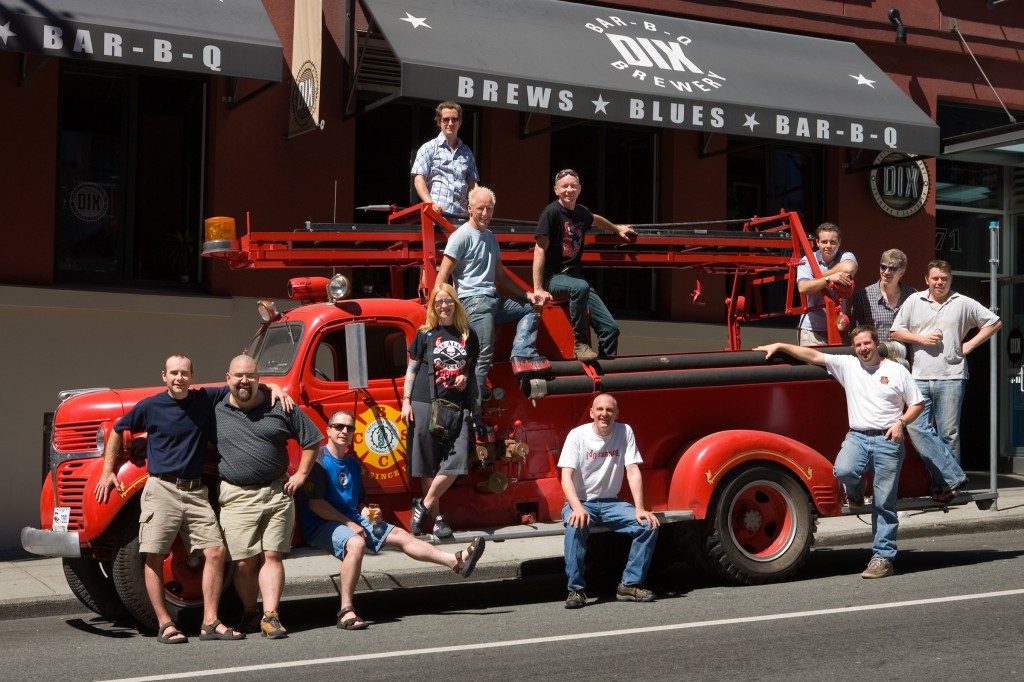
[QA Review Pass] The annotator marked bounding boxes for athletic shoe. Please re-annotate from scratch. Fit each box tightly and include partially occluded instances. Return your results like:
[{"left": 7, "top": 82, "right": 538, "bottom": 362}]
[
  {"left": 410, "top": 497, "right": 428, "bottom": 536},
  {"left": 260, "top": 610, "right": 288, "bottom": 639},
  {"left": 861, "top": 557, "right": 894, "bottom": 579},
  {"left": 433, "top": 516, "right": 453, "bottom": 538}
]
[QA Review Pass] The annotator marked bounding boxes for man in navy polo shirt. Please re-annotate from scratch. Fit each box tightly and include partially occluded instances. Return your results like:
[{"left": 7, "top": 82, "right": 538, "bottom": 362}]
[{"left": 95, "top": 354, "right": 291, "bottom": 642}]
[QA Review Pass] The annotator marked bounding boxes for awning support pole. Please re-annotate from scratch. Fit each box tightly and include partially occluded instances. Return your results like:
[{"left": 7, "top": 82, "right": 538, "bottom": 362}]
[
  {"left": 224, "top": 78, "right": 277, "bottom": 110},
  {"left": 989, "top": 219, "right": 1001, "bottom": 506},
  {"left": 345, "top": 2, "right": 374, "bottom": 119},
  {"left": 518, "top": 112, "right": 583, "bottom": 140},
  {"left": 18, "top": 53, "right": 52, "bottom": 87}
]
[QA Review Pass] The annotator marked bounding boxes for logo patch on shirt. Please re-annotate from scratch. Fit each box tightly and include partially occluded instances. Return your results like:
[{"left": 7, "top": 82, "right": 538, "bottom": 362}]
[{"left": 879, "top": 375, "right": 890, "bottom": 385}]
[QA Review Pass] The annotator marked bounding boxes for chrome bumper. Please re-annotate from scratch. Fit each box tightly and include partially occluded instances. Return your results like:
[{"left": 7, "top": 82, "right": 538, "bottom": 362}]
[{"left": 21, "top": 527, "right": 81, "bottom": 558}]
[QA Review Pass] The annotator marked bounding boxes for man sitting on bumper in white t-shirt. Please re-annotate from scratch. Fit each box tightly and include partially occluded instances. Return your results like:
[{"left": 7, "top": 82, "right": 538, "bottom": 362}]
[{"left": 557, "top": 393, "right": 660, "bottom": 609}]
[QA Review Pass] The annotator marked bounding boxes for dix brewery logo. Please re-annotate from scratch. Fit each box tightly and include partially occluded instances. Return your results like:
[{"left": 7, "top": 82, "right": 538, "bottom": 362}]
[{"left": 584, "top": 14, "right": 727, "bottom": 96}]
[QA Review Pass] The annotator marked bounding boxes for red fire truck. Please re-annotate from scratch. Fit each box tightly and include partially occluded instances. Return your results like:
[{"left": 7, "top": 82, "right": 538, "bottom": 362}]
[{"left": 21, "top": 204, "right": 994, "bottom": 629}]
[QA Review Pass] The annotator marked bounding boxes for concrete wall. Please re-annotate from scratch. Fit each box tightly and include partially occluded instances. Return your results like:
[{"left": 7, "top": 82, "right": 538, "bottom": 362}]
[{"left": 0, "top": 285, "right": 288, "bottom": 555}]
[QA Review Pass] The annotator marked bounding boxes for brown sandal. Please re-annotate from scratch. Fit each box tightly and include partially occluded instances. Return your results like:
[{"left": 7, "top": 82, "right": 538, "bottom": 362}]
[
  {"left": 454, "top": 536, "right": 486, "bottom": 578},
  {"left": 337, "top": 605, "right": 369, "bottom": 630}
]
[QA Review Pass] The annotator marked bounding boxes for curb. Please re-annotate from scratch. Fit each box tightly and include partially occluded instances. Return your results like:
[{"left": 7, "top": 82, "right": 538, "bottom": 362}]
[
  {"left": 0, "top": 558, "right": 564, "bottom": 622},
  {"left": 4, "top": 518, "right": 1022, "bottom": 621},
  {"left": 815, "top": 511, "right": 1024, "bottom": 548}
]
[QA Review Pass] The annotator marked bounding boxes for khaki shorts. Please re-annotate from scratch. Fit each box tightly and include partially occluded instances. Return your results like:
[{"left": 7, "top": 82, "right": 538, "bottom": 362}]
[
  {"left": 798, "top": 329, "right": 830, "bottom": 347},
  {"left": 138, "top": 477, "right": 224, "bottom": 555},
  {"left": 218, "top": 479, "right": 294, "bottom": 560}
]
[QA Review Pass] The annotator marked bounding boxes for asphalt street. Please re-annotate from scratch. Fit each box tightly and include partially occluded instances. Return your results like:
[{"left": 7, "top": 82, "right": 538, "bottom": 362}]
[{"left": 4, "top": 528, "right": 1022, "bottom": 682}]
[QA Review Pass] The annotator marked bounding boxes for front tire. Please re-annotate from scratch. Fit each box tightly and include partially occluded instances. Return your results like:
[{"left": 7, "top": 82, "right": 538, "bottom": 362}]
[
  {"left": 705, "top": 465, "right": 814, "bottom": 585},
  {"left": 62, "top": 558, "right": 129, "bottom": 621},
  {"left": 111, "top": 534, "right": 159, "bottom": 631}
]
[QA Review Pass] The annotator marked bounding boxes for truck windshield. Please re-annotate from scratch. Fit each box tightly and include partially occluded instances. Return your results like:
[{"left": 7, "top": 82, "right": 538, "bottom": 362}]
[{"left": 250, "top": 322, "right": 304, "bottom": 376}]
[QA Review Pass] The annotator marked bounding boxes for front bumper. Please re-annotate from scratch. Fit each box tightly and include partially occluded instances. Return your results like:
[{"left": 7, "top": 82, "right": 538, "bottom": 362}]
[{"left": 21, "top": 527, "right": 81, "bottom": 558}]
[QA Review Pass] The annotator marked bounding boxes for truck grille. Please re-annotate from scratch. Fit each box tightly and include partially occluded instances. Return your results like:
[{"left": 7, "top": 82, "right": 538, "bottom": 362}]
[
  {"left": 53, "top": 421, "right": 102, "bottom": 453},
  {"left": 55, "top": 460, "right": 90, "bottom": 532}
]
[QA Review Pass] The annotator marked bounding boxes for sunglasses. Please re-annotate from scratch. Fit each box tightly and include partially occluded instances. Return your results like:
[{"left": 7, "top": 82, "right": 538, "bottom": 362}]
[
  {"left": 440, "top": 116, "right": 460, "bottom": 123},
  {"left": 879, "top": 264, "right": 901, "bottom": 272},
  {"left": 434, "top": 299, "right": 455, "bottom": 307},
  {"left": 555, "top": 168, "right": 579, "bottom": 182},
  {"left": 330, "top": 423, "right": 355, "bottom": 432}
]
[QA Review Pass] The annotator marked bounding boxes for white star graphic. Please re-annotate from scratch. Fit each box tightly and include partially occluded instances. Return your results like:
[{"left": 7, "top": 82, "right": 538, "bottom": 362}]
[
  {"left": 743, "top": 113, "right": 759, "bottom": 131},
  {"left": 0, "top": 21, "right": 15, "bottom": 46},
  {"left": 592, "top": 95, "right": 609, "bottom": 114},
  {"left": 400, "top": 13, "right": 431, "bottom": 29},
  {"left": 850, "top": 73, "right": 876, "bottom": 88}
]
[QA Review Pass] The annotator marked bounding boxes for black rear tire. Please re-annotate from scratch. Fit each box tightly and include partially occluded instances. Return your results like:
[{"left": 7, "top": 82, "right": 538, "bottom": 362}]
[
  {"left": 62, "top": 558, "right": 129, "bottom": 621},
  {"left": 705, "top": 465, "right": 814, "bottom": 585}
]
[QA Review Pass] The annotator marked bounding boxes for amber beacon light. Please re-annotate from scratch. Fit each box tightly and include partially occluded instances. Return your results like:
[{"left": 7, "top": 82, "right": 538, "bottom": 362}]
[{"left": 203, "top": 216, "right": 240, "bottom": 254}]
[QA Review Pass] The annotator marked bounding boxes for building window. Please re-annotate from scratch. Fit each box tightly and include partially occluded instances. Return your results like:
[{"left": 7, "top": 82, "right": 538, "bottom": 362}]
[
  {"left": 55, "top": 67, "right": 204, "bottom": 286},
  {"left": 550, "top": 123, "right": 658, "bottom": 317},
  {"left": 727, "top": 144, "right": 822, "bottom": 229}
]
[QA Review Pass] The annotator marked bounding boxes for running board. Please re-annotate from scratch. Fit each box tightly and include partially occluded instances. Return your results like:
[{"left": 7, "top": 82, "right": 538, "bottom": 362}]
[
  {"left": 842, "top": 490, "right": 998, "bottom": 516},
  {"left": 288, "top": 510, "right": 695, "bottom": 557},
  {"left": 417, "top": 510, "right": 695, "bottom": 545}
]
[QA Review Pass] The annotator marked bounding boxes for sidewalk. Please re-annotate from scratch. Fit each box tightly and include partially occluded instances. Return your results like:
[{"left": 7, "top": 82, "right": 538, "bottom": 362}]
[{"left": 3, "top": 473, "right": 1022, "bottom": 621}]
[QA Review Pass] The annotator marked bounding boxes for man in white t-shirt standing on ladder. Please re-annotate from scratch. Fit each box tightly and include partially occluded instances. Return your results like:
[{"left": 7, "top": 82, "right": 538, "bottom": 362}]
[{"left": 557, "top": 393, "right": 660, "bottom": 608}]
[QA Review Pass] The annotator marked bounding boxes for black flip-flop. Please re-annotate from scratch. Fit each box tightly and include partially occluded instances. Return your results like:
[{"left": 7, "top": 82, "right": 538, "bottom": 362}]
[{"left": 456, "top": 536, "right": 486, "bottom": 578}]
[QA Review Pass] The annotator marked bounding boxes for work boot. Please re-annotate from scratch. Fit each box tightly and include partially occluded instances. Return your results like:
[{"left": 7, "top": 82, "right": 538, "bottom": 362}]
[
  {"left": 616, "top": 583, "right": 656, "bottom": 602},
  {"left": 260, "top": 610, "right": 288, "bottom": 639},
  {"left": 574, "top": 343, "right": 598, "bottom": 361},
  {"left": 845, "top": 485, "right": 866, "bottom": 508},
  {"left": 860, "top": 557, "right": 894, "bottom": 579},
  {"left": 564, "top": 590, "right": 588, "bottom": 609}
]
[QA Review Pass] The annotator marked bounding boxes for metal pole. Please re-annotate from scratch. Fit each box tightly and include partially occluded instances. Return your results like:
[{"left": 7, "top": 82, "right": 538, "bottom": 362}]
[{"left": 990, "top": 220, "right": 1001, "bottom": 506}]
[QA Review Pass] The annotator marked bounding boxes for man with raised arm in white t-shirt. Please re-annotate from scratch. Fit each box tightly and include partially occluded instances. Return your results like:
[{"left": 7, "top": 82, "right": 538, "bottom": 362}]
[{"left": 755, "top": 325, "right": 924, "bottom": 579}]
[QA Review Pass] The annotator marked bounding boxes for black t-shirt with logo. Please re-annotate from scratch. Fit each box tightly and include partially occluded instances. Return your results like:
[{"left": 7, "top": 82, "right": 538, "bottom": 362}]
[
  {"left": 408, "top": 325, "right": 479, "bottom": 405},
  {"left": 535, "top": 200, "right": 594, "bottom": 283}
]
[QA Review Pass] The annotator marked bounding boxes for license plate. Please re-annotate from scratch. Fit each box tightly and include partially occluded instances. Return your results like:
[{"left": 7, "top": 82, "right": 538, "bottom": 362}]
[{"left": 52, "top": 507, "right": 71, "bottom": 532}]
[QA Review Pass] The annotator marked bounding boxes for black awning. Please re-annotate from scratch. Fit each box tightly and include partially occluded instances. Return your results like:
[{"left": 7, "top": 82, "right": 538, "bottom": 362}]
[
  {"left": 0, "top": 0, "right": 282, "bottom": 81},
  {"left": 360, "top": 0, "right": 939, "bottom": 156}
]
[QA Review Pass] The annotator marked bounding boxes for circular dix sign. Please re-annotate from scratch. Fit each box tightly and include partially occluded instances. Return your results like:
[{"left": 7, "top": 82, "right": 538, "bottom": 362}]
[{"left": 868, "top": 151, "right": 930, "bottom": 219}]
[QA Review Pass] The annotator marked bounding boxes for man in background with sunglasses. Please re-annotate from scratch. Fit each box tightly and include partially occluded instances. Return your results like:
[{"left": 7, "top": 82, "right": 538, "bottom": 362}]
[
  {"left": 412, "top": 101, "right": 479, "bottom": 218},
  {"left": 851, "top": 249, "right": 916, "bottom": 345},
  {"left": 533, "top": 169, "right": 636, "bottom": 361}
]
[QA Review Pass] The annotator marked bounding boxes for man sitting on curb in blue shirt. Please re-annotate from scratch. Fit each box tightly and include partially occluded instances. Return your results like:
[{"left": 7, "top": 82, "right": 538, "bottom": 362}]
[{"left": 298, "top": 410, "right": 486, "bottom": 630}]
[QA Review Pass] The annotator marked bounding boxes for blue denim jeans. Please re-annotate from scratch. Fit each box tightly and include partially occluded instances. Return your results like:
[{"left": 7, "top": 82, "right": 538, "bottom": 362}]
[
  {"left": 562, "top": 499, "right": 659, "bottom": 591},
  {"left": 548, "top": 272, "right": 619, "bottom": 357},
  {"left": 461, "top": 295, "right": 538, "bottom": 407},
  {"left": 911, "top": 378, "right": 966, "bottom": 464},
  {"left": 834, "top": 431, "right": 903, "bottom": 560},
  {"left": 905, "top": 400, "right": 966, "bottom": 492}
]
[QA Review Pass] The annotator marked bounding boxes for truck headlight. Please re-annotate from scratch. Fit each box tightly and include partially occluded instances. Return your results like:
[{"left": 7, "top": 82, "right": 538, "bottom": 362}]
[{"left": 327, "top": 275, "right": 350, "bottom": 302}]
